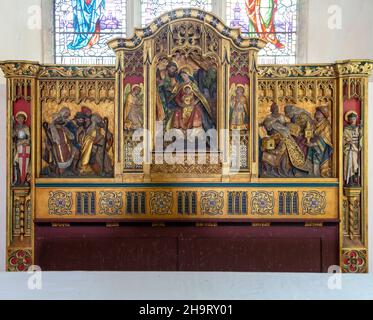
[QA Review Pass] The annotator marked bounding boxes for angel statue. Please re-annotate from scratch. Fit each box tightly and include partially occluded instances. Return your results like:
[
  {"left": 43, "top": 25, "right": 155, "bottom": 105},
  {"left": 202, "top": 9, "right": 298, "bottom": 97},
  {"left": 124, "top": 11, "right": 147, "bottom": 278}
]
[
  {"left": 123, "top": 84, "right": 144, "bottom": 130},
  {"left": 230, "top": 84, "right": 249, "bottom": 130}
]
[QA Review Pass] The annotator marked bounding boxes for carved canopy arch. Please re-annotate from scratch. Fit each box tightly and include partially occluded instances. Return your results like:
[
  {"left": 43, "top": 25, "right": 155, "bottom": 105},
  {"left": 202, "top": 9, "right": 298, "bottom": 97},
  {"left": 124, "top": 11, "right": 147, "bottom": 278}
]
[
  {"left": 108, "top": 8, "right": 267, "bottom": 52},
  {"left": 151, "top": 22, "right": 222, "bottom": 68}
]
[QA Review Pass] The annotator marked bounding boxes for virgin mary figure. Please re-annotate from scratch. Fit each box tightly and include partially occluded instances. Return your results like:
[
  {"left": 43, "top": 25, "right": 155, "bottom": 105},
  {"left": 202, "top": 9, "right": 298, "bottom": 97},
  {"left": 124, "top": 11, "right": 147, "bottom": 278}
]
[
  {"left": 166, "top": 67, "right": 215, "bottom": 132},
  {"left": 68, "top": 0, "right": 105, "bottom": 50}
]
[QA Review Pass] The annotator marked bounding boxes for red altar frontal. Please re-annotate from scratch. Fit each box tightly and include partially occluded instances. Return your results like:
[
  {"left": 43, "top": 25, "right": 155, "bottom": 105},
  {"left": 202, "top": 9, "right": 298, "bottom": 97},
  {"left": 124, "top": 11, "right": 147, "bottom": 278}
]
[{"left": 1, "top": 9, "right": 372, "bottom": 272}]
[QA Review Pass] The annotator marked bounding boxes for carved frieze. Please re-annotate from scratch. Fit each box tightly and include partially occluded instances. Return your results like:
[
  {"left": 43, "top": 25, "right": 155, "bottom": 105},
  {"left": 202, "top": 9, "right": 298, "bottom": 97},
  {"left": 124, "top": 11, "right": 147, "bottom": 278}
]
[
  {"left": 258, "top": 65, "right": 336, "bottom": 78},
  {"left": 38, "top": 65, "right": 115, "bottom": 79}
]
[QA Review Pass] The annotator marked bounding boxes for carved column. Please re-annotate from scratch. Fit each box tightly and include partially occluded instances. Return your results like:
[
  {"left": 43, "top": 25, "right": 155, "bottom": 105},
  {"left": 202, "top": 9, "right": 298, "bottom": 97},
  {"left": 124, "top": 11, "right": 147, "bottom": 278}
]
[
  {"left": 336, "top": 60, "right": 373, "bottom": 273},
  {"left": 0, "top": 61, "right": 40, "bottom": 271},
  {"left": 248, "top": 48, "right": 260, "bottom": 180}
]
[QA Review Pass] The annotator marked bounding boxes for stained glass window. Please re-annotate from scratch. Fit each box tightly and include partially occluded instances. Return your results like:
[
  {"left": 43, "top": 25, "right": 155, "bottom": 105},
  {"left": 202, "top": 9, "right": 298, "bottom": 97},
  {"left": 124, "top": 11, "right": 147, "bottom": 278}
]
[
  {"left": 141, "top": 0, "right": 212, "bottom": 27},
  {"left": 226, "top": 0, "right": 297, "bottom": 64},
  {"left": 54, "top": 0, "right": 127, "bottom": 64}
]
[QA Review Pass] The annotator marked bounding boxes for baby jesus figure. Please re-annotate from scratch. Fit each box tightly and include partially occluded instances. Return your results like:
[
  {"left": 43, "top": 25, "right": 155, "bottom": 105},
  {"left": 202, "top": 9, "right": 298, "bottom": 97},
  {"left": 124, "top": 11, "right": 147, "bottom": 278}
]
[{"left": 173, "top": 85, "right": 203, "bottom": 130}]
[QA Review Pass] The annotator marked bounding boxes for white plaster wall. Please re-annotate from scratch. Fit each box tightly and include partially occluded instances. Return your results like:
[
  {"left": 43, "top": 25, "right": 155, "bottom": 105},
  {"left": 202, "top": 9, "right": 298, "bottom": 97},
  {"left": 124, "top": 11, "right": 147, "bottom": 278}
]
[
  {"left": 300, "top": 0, "right": 373, "bottom": 64},
  {"left": 0, "top": 0, "right": 372, "bottom": 272}
]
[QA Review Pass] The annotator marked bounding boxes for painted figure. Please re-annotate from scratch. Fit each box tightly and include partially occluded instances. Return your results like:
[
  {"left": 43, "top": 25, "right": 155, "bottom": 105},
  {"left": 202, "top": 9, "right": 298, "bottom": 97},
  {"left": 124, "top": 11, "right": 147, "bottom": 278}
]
[
  {"left": 48, "top": 112, "right": 77, "bottom": 176},
  {"left": 80, "top": 113, "right": 113, "bottom": 176},
  {"left": 172, "top": 84, "right": 202, "bottom": 130},
  {"left": 260, "top": 103, "right": 310, "bottom": 177},
  {"left": 13, "top": 111, "right": 31, "bottom": 185},
  {"left": 263, "top": 102, "right": 289, "bottom": 136},
  {"left": 246, "top": 0, "right": 284, "bottom": 49},
  {"left": 167, "top": 67, "right": 215, "bottom": 132},
  {"left": 79, "top": 112, "right": 106, "bottom": 174},
  {"left": 124, "top": 84, "right": 144, "bottom": 130},
  {"left": 284, "top": 105, "right": 313, "bottom": 156},
  {"left": 42, "top": 106, "right": 113, "bottom": 177},
  {"left": 343, "top": 111, "right": 362, "bottom": 186},
  {"left": 230, "top": 85, "right": 249, "bottom": 130},
  {"left": 156, "top": 55, "right": 217, "bottom": 139},
  {"left": 156, "top": 60, "right": 179, "bottom": 123},
  {"left": 68, "top": 0, "right": 105, "bottom": 50},
  {"left": 306, "top": 106, "right": 333, "bottom": 177}
]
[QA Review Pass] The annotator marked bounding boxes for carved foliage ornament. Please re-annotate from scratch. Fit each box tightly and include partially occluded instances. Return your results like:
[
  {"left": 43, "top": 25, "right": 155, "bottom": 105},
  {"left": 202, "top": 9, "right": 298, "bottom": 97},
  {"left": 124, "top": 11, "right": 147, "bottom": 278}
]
[
  {"left": 99, "top": 191, "right": 123, "bottom": 215},
  {"left": 150, "top": 191, "right": 173, "bottom": 215},
  {"left": 0, "top": 62, "right": 40, "bottom": 77},
  {"left": 258, "top": 65, "right": 336, "bottom": 78},
  {"left": 48, "top": 191, "right": 73, "bottom": 215},
  {"left": 302, "top": 191, "right": 326, "bottom": 215},
  {"left": 200, "top": 191, "right": 224, "bottom": 215},
  {"left": 38, "top": 66, "right": 115, "bottom": 79},
  {"left": 251, "top": 191, "right": 274, "bottom": 215},
  {"left": 335, "top": 61, "right": 373, "bottom": 76},
  {"left": 0, "top": 63, "right": 117, "bottom": 79}
]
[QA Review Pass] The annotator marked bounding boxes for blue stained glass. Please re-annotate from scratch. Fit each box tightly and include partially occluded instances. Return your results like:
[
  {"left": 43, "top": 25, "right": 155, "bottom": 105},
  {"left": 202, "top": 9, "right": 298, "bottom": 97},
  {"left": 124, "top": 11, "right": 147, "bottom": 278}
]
[
  {"left": 67, "top": 0, "right": 106, "bottom": 50},
  {"left": 55, "top": 0, "right": 126, "bottom": 64}
]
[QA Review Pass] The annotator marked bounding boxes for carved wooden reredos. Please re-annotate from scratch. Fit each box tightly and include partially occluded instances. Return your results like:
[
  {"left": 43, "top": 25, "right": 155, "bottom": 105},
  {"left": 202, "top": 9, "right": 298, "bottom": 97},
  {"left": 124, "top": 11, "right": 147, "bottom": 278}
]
[
  {"left": 107, "top": 9, "right": 266, "bottom": 179},
  {"left": 1, "top": 9, "right": 372, "bottom": 272}
]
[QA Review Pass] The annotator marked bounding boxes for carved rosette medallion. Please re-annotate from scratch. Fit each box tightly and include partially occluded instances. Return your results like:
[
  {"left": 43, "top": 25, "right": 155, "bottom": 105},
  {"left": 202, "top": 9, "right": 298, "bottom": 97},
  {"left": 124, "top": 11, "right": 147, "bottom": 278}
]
[
  {"left": 200, "top": 191, "right": 224, "bottom": 215},
  {"left": 150, "top": 191, "right": 173, "bottom": 215},
  {"left": 342, "top": 249, "right": 367, "bottom": 273},
  {"left": 251, "top": 191, "right": 274, "bottom": 215},
  {"left": 302, "top": 191, "right": 326, "bottom": 215},
  {"left": 48, "top": 191, "right": 73, "bottom": 215},
  {"left": 8, "top": 249, "right": 32, "bottom": 272},
  {"left": 99, "top": 192, "right": 123, "bottom": 215}
]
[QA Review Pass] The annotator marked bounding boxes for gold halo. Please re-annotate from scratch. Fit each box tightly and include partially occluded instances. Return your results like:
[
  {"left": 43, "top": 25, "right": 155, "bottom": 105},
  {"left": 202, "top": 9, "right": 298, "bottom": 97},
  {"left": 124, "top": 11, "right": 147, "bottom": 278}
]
[
  {"left": 180, "top": 66, "right": 193, "bottom": 76},
  {"left": 344, "top": 110, "right": 358, "bottom": 122},
  {"left": 183, "top": 84, "right": 192, "bottom": 90},
  {"left": 236, "top": 84, "right": 246, "bottom": 91},
  {"left": 131, "top": 84, "right": 141, "bottom": 92},
  {"left": 15, "top": 111, "right": 27, "bottom": 120},
  {"left": 167, "top": 60, "right": 179, "bottom": 69}
]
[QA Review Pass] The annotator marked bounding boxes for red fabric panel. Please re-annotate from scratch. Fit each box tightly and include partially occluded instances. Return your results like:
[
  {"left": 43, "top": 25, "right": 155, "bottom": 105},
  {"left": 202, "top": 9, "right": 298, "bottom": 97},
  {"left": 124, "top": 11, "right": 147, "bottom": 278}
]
[
  {"left": 13, "top": 98, "right": 31, "bottom": 127},
  {"left": 344, "top": 98, "right": 361, "bottom": 125},
  {"left": 35, "top": 224, "right": 339, "bottom": 272}
]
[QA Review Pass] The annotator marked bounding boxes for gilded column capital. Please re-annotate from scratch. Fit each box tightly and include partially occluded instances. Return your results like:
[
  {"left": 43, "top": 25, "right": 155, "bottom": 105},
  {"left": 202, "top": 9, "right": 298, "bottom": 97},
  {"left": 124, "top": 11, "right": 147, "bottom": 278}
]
[
  {"left": 334, "top": 60, "right": 373, "bottom": 77},
  {"left": 38, "top": 65, "right": 116, "bottom": 79},
  {"left": 0, "top": 61, "right": 41, "bottom": 78}
]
